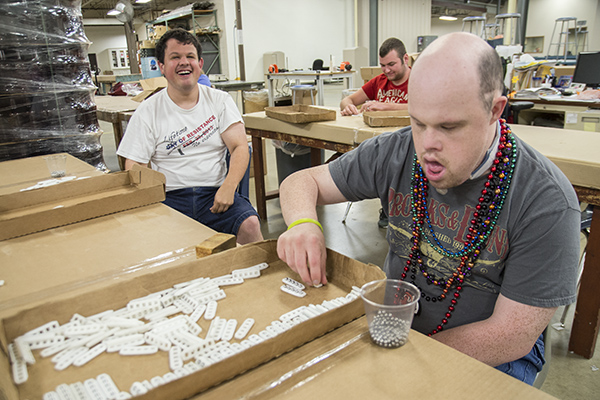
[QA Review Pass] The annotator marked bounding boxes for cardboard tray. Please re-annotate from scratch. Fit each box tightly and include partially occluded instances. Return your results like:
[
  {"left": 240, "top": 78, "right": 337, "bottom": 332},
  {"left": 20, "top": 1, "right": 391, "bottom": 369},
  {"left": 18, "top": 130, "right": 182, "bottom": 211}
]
[
  {"left": 0, "top": 165, "right": 166, "bottom": 241},
  {"left": 363, "top": 110, "right": 411, "bottom": 127},
  {"left": 132, "top": 77, "right": 168, "bottom": 102},
  {"left": 264, "top": 105, "right": 336, "bottom": 124},
  {"left": 0, "top": 240, "right": 385, "bottom": 399}
]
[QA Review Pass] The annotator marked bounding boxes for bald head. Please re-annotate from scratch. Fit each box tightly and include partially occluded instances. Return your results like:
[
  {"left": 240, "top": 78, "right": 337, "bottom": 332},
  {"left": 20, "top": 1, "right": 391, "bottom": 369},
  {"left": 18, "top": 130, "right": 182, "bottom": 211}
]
[{"left": 411, "top": 32, "right": 504, "bottom": 112}]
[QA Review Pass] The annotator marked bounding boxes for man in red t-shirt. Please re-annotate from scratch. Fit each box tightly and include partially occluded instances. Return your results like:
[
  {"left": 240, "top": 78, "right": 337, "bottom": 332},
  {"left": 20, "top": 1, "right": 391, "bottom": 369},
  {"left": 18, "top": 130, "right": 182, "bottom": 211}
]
[{"left": 340, "top": 37, "right": 410, "bottom": 116}]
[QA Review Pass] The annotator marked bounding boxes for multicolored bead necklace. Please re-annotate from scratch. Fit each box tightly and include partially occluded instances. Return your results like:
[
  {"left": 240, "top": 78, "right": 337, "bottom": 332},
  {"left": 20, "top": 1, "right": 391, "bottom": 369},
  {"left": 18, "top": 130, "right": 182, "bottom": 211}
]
[{"left": 402, "top": 119, "right": 517, "bottom": 336}]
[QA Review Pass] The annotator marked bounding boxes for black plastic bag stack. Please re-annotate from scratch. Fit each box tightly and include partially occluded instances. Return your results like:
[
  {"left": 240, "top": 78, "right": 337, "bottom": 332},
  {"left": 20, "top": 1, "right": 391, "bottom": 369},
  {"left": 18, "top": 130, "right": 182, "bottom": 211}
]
[{"left": 0, "top": 0, "right": 106, "bottom": 170}]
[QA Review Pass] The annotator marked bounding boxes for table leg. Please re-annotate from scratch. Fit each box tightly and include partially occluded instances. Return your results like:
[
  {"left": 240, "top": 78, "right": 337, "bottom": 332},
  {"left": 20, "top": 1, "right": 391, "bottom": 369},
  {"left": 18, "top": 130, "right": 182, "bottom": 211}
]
[
  {"left": 251, "top": 135, "right": 268, "bottom": 220},
  {"left": 112, "top": 119, "right": 126, "bottom": 171},
  {"left": 317, "top": 77, "right": 325, "bottom": 106},
  {"left": 267, "top": 77, "right": 275, "bottom": 107},
  {"left": 568, "top": 210, "right": 600, "bottom": 358},
  {"left": 310, "top": 148, "right": 321, "bottom": 167}
]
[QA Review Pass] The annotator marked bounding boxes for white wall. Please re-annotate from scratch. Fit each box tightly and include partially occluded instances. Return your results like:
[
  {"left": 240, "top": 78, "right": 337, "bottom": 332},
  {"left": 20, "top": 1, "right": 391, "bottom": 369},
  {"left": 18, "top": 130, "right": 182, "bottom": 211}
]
[
  {"left": 527, "top": 0, "right": 599, "bottom": 53},
  {"left": 85, "top": 25, "right": 129, "bottom": 74},
  {"left": 430, "top": 18, "right": 462, "bottom": 38},
  {"left": 378, "top": 0, "right": 431, "bottom": 53},
  {"left": 86, "top": 25, "right": 128, "bottom": 57},
  {"left": 227, "top": 0, "right": 354, "bottom": 82}
]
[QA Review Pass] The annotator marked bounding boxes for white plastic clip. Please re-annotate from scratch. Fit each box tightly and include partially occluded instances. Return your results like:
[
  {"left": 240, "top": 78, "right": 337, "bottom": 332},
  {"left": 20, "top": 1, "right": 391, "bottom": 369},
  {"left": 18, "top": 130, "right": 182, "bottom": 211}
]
[
  {"left": 11, "top": 358, "right": 28, "bottom": 385},
  {"left": 162, "top": 372, "right": 177, "bottom": 383},
  {"left": 150, "top": 375, "right": 166, "bottom": 388},
  {"left": 42, "top": 392, "right": 60, "bottom": 400},
  {"left": 97, "top": 373, "right": 120, "bottom": 400},
  {"left": 234, "top": 318, "right": 255, "bottom": 340},
  {"left": 129, "top": 382, "right": 148, "bottom": 396},
  {"left": 204, "top": 300, "right": 218, "bottom": 320},
  {"left": 120, "top": 345, "right": 158, "bottom": 356},
  {"left": 23, "top": 321, "right": 60, "bottom": 337},
  {"left": 232, "top": 268, "right": 260, "bottom": 279},
  {"left": 282, "top": 277, "right": 305, "bottom": 291},
  {"left": 144, "top": 331, "right": 172, "bottom": 351},
  {"left": 189, "top": 304, "right": 207, "bottom": 323},
  {"left": 214, "top": 277, "right": 244, "bottom": 286},
  {"left": 103, "top": 317, "right": 145, "bottom": 329},
  {"left": 83, "top": 378, "right": 105, "bottom": 400},
  {"left": 54, "top": 347, "right": 88, "bottom": 371},
  {"left": 221, "top": 319, "right": 238, "bottom": 341},
  {"left": 14, "top": 338, "right": 36, "bottom": 365},
  {"left": 104, "top": 333, "right": 145, "bottom": 352},
  {"left": 206, "top": 317, "right": 226, "bottom": 341},
  {"left": 144, "top": 305, "right": 179, "bottom": 321},
  {"left": 25, "top": 334, "right": 65, "bottom": 350},
  {"left": 73, "top": 343, "right": 107, "bottom": 367},
  {"left": 55, "top": 384, "right": 76, "bottom": 400},
  {"left": 70, "top": 382, "right": 89, "bottom": 400},
  {"left": 280, "top": 284, "right": 307, "bottom": 298},
  {"left": 194, "top": 289, "right": 226, "bottom": 305},
  {"left": 169, "top": 346, "right": 183, "bottom": 371},
  {"left": 64, "top": 324, "right": 105, "bottom": 337}
]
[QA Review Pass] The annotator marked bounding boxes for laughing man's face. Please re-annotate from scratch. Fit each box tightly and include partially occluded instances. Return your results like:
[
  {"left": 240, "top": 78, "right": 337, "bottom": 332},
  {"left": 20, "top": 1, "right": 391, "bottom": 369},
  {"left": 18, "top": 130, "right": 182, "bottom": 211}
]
[{"left": 158, "top": 38, "right": 204, "bottom": 94}]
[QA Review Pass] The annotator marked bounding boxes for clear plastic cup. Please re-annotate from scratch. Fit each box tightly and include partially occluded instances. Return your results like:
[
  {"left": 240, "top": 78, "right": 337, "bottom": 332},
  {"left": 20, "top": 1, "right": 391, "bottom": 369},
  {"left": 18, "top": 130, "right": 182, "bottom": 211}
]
[
  {"left": 360, "top": 279, "right": 420, "bottom": 348},
  {"left": 44, "top": 154, "right": 67, "bottom": 178}
]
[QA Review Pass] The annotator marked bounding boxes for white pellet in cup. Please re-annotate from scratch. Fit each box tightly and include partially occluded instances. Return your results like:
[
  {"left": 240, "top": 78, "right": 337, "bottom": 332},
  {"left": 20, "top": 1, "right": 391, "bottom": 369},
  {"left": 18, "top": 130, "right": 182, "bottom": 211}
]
[{"left": 360, "top": 279, "right": 420, "bottom": 348}]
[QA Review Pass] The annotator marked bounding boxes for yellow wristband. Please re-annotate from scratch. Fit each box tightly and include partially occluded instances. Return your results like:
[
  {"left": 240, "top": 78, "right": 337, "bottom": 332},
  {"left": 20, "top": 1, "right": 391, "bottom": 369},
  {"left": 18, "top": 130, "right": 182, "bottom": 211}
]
[{"left": 287, "top": 218, "right": 323, "bottom": 233}]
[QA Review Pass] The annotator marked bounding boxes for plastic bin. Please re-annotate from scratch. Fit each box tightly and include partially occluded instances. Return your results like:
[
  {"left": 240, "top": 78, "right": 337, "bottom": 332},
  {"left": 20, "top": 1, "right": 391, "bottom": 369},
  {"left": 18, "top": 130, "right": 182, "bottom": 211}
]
[{"left": 274, "top": 84, "right": 322, "bottom": 184}]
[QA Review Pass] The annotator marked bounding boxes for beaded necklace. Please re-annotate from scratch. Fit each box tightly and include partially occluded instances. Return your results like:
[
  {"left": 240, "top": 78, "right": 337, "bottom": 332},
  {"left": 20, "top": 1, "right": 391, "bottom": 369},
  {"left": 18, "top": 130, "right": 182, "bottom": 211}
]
[{"left": 402, "top": 119, "right": 517, "bottom": 336}]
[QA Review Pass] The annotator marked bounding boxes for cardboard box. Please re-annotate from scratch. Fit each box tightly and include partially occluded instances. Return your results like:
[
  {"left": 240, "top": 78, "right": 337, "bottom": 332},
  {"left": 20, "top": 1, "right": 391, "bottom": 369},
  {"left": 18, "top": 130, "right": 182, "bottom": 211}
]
[
  {"left": 360, "top": 53, "right": 418, "bottom": 83},
  {"left": 360, "top": 66, "right": 381, "bottom": 83},
  {"left": 291, "top": 87, "right": 318, "bottom": 105},
  {"left": 197, "top": 317, "right": 556, "bottom": 400},
  {"left": 140, "top": 40, "right": 155, "bottom": 49},
  {"left": 151, "top": 25, "right": 168, "bottom": 39},
  {"left": 0, "top": 240, "right": 385, "bottom": 399},
  {"left": 243, "top": 90, "right": 268, "bottom": 114},
  {"left": 407, "top": 52, "right": 419, "bottom": 67},
  {"left": 0, "top": 153, "right": 106, "bottom": 195},
  {"left": 363, "top": 110, "right": 411, "bottom": 127},
  {"left": 132, "top": 77, "right": 168, "bottom": 102},
  {"left": 0, "top": 164, "right": 166, "bottom": 241},
  {"left": 244, "top": 99, "right": 268, "bottom": 114},
  {"left": 265, "top": 105, "right": 336, "bottom": 124}
]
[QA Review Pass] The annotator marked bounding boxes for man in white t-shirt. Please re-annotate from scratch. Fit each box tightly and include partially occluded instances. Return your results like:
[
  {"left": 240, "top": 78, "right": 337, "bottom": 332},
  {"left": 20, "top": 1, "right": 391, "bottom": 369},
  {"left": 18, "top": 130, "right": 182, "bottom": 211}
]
[{"left": 117, "top": 29, "right": 263, "bottom": 244}]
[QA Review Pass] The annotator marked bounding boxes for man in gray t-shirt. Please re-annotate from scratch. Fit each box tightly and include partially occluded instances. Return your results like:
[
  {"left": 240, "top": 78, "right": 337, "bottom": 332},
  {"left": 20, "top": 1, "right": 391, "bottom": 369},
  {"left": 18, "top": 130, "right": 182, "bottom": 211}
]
[{"left": 276, "top": 32, "right": 580, "bottom": 384}]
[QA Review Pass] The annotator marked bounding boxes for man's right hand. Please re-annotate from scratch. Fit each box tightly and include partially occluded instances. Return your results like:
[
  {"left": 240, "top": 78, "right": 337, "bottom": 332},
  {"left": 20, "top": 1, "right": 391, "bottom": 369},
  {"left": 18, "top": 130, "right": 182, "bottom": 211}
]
[
  {"left": 341, "top": 104, "right": 360, "bottom": 116},
  {"left": 277, "top": 222, "right": 328, "bottom": 287}
]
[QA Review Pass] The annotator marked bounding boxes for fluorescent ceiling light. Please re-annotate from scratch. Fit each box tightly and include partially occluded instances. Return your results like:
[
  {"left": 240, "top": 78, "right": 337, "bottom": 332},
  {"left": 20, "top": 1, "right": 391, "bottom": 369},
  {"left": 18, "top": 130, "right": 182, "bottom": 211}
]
[
  {"left": 136, "top": 0, "right": 152, "bottom": 3},
  {"left": 439, "top": 15, "right": 457, "bottom": 21},
  {"left": 107, "top": 9, "right": 122, "bottom": 16}
]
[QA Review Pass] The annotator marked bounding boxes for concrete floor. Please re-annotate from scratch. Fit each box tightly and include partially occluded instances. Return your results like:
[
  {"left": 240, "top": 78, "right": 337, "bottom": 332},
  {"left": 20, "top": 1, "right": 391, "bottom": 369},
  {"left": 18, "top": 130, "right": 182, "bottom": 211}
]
[{"left": 98, "top": 81, "right": 599, "bottom": 399}]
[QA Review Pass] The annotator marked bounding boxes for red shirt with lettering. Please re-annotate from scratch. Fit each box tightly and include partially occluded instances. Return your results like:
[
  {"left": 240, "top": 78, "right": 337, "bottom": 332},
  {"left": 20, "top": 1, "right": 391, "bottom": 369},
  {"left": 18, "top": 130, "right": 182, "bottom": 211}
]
[{"left": 362, "top": 73, "right": 409, "bottom": 104}]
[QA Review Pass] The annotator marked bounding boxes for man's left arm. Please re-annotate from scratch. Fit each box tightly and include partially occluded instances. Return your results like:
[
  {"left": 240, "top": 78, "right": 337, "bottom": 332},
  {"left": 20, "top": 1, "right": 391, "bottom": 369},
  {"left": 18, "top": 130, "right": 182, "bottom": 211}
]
[
  {"left": 433, "top": 294, "right": 555, "bottom": 367},
  {"left": 361, "top": 101, "right": 408, "bottom": 112},
  {"left": 211, "top": 121, "right": 248, "bottom": 213}
]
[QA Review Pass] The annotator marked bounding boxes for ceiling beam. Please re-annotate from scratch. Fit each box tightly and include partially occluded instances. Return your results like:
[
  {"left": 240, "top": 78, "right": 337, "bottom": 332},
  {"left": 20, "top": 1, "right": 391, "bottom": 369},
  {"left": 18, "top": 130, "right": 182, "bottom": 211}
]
[{"left": 432, "top": 1, "right": 488, "bottom": 13}]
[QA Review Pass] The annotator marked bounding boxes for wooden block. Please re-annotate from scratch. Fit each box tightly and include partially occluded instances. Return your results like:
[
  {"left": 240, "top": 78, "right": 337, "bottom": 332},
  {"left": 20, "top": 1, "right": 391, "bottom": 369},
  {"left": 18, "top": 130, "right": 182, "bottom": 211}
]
[{"left": 195, "top": 233, "right": 237, "bottom": 258}]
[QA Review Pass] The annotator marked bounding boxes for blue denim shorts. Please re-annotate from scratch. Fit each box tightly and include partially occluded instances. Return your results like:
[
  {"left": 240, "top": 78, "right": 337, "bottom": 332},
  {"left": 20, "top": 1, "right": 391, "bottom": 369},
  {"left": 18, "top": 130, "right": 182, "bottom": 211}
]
[
  {"left": 495, "top": 333, "right": 545, "bottom": 385},
  {"left": 163, "top": 187, "right": 259, "bottom": 236}
]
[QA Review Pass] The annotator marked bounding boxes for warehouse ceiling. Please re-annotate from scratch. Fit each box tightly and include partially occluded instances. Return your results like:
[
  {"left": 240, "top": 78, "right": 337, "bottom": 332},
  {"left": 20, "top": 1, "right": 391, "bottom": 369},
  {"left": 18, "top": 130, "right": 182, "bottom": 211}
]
[
  {"left": 80, "top": 0, "right": 202, "bottom": 21},
  {"left": 81, "top": 1, "right": 507, "bottom": 23}
]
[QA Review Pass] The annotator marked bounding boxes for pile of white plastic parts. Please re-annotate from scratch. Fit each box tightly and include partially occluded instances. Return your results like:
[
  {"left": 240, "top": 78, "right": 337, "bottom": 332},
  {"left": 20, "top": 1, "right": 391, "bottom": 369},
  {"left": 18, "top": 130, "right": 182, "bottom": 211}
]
[{"left": 8, "top": 262, "right": 362, "bottom": 399}]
